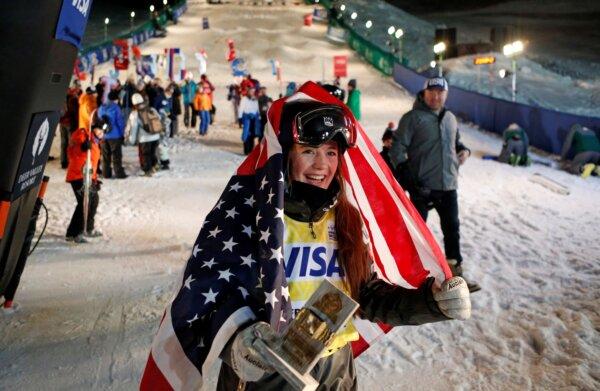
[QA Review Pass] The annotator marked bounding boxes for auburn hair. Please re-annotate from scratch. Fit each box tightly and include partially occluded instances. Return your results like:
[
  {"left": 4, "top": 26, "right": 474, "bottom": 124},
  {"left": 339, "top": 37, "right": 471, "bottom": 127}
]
[{"left": 334, "top": 159, "right": 371, "bottom": 300}]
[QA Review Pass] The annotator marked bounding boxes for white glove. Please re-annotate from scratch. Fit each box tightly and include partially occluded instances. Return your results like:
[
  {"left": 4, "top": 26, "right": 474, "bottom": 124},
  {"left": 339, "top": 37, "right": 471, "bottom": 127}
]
[
  {"left": 230, "top": 322, "right": 276, "bottom": 382},
  {"left": 433, "top": 277, "right": 471, "bottom": 320}
]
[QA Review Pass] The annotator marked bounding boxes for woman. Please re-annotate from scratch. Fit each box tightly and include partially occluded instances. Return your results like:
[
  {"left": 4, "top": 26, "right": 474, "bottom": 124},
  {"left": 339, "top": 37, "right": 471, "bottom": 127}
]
[
  {"left": 238, "top": 87, "right": 262, "bottom": 154},
  {"left": 193, "top": 87, "right": 212, "bottom": 135},
  {"left": 140, "top": 83, "right": 470, "bottom": 391}
]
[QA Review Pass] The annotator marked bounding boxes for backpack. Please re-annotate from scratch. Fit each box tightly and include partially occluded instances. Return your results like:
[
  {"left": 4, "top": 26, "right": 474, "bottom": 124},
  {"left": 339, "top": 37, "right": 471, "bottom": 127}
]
[{"left": 138, "top": 107, "right": 164, "bottom": 134}]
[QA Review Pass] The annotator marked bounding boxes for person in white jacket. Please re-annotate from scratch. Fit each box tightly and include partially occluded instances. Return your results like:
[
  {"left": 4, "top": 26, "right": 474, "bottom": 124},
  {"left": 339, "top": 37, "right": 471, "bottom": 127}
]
[
  {"left": 125, "top": 93, "right": 161, "bottom": 176},
  {"left": 238, "top": 87, "right": 262, "bottom": 154}
]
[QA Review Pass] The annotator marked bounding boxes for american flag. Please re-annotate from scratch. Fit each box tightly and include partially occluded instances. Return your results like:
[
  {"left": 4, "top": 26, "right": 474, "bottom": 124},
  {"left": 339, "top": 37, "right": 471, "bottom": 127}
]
[{"left": 140, "top": 82, "right": 451, "bottom": 390}]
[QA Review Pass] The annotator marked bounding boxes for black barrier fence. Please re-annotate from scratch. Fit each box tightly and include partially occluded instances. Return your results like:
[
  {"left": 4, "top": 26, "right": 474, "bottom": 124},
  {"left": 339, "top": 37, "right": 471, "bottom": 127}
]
[{"left": 393, "top": 64, "right": 600, "bottom": 155}]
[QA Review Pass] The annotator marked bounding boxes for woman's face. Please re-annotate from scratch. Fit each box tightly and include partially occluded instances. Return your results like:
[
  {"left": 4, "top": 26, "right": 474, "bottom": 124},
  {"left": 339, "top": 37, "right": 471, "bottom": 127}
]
[{"left": 289, "top": 141, "right": 339, "bottom": 189}]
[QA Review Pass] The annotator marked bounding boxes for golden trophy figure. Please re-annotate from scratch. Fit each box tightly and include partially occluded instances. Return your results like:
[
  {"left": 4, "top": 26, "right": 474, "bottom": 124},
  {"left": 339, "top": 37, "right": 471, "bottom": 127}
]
[{"left": 253, "top": 280, "right": 359, "bottom": 391}]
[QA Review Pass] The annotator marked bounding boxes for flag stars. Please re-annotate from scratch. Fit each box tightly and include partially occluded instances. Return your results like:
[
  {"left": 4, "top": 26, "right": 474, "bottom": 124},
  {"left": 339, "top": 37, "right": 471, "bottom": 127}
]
[
  {"left": 265, "top": 289, "right": 279, "bottom": 308},
  {"left": 238, "top": 286, "right": 249, "bottom": 299},
  {"left": 192, "top": 244, "right": 202, "bottom": 258},
  {"left": 256, "top": 211, "right": 262, "bottom": 224},
  {"left": 184, "top": 274, "right": 195, "bottom": 290},
  {"left": 240, "top": 255, "right": 255, "bottom": 267},
  {"left": 260, "top": 176, "right": 269, "bottom": 190},
  {"left": 197, "top": 338, "right": 205, "bottom": 348},
  {"left": 208, "top": 226, "right": 222, "bottom": 238},
  {"left": 214, "top": 200, "right": 225, "bottom": 210},
  {"left": 187, "top": 313, "right": 199, "bottom": 327},
  {"left": 218, "top": 269, "right": 234, "bottom": 282},
  {"left": 279, "top": 172, "right": 285, "bottom": 182},
  {"left": 244, "top": 195, "right": 255, "bottom": 207},
  {"left": 225, "top": 207, "right": 239, "bottom": 219},
  {"left": 281, "top": 285, "right": 290, "bottom": 301},
  {"left": 274, "top": 208, "right": 284, "bottom": 221},
  {"left": 260, "top": 228, "right": 271, "bottom": 243},
  {"left": 229, "top": 182, "right": 243, "bottom": 192},
  {"left": 270, "top": 246, "right": 283, "bottom": 263},
  {"left": 266, "top": 189, "right": 275, "bottom": 204},
  {"left": 202, "top": 288, "right": 218, "bottom": 304},
  {"left": 222, "top": 237, "right": 237, "bottom": 252},
  {"left": 202, "top": 258, "right": 216, "bottom": 269},
  {"left": 241, "top": 224, "right": 253, "bottom": 238}
]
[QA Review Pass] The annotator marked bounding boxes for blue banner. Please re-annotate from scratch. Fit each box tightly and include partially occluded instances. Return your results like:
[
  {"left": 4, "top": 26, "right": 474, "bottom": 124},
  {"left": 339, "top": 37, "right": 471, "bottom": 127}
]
[
  {"left": 231, "top": 58, "right": 247, "bottom": 77},
  {"left": 55, "top": 0, "right": 93, "bottom": 48}
]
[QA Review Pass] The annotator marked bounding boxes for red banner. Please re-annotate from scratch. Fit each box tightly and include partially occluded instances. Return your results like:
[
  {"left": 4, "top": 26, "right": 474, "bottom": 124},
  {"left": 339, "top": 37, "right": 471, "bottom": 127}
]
[{"left": 333, "top": 55, "right": 347, "bottom": 77}]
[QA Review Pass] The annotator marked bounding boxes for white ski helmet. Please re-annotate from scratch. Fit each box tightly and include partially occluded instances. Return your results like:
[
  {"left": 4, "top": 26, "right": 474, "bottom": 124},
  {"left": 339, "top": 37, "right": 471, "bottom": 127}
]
[{"left": 132, "top": 93, "right": 144, "bottom": 105}]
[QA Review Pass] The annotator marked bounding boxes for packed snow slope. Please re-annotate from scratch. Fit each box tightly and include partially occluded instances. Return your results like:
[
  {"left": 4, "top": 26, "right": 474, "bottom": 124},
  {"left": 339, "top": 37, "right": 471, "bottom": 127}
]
[{"left": 1, "top": 3, "right": 599, "bottom": 390}]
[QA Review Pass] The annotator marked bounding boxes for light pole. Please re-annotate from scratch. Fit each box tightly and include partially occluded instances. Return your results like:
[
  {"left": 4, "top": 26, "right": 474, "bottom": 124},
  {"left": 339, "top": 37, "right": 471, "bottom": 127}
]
[
  {"left": 130, "top": 11, "right": 135, "bottom": 34},
  {"left": 395, "top": 28, "right": 404, "bottom": 63},
  {"left": 350, "top": 11, "right": 357, "bottom": 27},
  {"left": 433, "top": 41, "right": 446, "bottom": 77},
  {"left": 149, "top": 4, "right": 155, "bottom": 17},
  {"left": 104, "top": 18, "right": 109, "bottom": 42},
  {"left": 503, "top": 40, "right": 524, "bottom": 102}
]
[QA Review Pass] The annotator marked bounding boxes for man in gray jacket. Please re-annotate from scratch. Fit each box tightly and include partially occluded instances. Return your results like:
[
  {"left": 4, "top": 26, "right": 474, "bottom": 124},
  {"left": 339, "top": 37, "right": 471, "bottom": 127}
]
[{"left": 390, "top": 77, "right": 480, "bottom": 292}]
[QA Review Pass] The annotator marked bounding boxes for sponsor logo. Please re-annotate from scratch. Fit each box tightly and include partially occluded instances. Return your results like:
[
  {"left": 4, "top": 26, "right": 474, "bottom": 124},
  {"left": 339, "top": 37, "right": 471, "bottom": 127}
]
[
  {"left": 447, "top": 278, "right": 463, "bottom": 290},
  {"left": 72, "top": 0, "right": 91, "bottom": 17},
  {"left": 285, "top": 245, "right": 343, "bottom": 279},
  {"left": 323, "top": 117, "right": 334, "bottom": 127},
  {"left": 32, "top": 118, "right": 49, "bottom": 166}
]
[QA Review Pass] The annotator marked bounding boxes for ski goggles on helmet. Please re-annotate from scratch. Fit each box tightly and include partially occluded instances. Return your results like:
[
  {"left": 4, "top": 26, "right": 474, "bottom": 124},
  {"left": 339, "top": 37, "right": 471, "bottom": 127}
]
[{"left": 292, "top": 105, "right": 356, "bottom": 149}]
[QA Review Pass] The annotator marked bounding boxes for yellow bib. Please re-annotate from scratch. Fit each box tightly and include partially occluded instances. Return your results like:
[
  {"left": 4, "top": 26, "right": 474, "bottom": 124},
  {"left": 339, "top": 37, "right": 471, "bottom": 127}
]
[{"left": 284, "top": 209, "right": 359, "bottom": 356}]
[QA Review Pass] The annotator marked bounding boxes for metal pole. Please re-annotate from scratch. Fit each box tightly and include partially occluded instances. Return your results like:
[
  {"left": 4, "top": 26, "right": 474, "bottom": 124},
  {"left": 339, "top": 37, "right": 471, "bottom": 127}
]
[
  {"left": 511, "top": 58, "right": 516, "bottom": 102},
  {"left": 104, "top": 25, "right": 107, "bottom": 42},
  {"left": 130, "top": 17, "right": 134, "bottom": 35}
]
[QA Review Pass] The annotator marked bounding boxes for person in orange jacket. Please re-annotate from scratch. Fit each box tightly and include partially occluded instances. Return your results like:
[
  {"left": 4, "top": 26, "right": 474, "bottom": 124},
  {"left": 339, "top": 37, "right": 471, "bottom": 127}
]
[
  {"left": 65, "top": 121, "right": 104, "bottom": 243},
  {"left": 78, "top": 86, "right": 98, "bottom": 132},
  {"left": 193, "top": 87, "right": 212, "bottom": 135}
]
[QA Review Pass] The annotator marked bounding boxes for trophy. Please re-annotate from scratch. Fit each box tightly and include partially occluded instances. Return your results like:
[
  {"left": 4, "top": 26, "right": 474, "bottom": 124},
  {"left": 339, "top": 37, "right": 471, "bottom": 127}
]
[{"left": 253, "top": 279, "right": 359, "bottom": 391}]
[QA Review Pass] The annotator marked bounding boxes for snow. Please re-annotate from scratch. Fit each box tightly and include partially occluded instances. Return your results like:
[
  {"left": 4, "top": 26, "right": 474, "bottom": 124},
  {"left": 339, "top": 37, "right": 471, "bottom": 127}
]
[{"left": 1, "top": 2, "right": 599, "bottom": 390}]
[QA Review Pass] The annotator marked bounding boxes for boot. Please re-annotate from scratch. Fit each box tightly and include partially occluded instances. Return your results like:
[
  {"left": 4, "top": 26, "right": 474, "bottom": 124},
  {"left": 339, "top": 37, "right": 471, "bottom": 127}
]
[
  {"left": 581, "top": 163, "right": 595, "bottom": 178},
  {"left": 447, "top": 259, "right": 481, "bottom": 293}
]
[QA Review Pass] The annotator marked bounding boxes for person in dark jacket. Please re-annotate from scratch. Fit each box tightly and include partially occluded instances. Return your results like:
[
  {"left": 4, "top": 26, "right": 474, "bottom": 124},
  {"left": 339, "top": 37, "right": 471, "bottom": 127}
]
[
  {"left": 390, "top": 77, "right": 479, "bottom": 292},
  {"left": 560, "top": 124, "right": 600, "bottom": 177},
  {"left": 257, "top": 86, "right": 272, "bottom": 139},
  {"left": 98, "top": 90, "right": 128, "bottom": 179},
  {"left": 346, "top": 79, "right": 361, "bottom": 120},
  {"left": 216, "top": 100, "right": 471, "bottom": 390},
  {"left": 168, "top": 81, "right": 182, "bottom": 137},
  {"left": 380, "top": 126, "right": 394, "bottom": 171}
]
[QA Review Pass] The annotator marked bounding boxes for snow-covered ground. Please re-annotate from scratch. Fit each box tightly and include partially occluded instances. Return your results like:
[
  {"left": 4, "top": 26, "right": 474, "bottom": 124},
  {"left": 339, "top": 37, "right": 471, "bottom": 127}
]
[{"left": 1, "top": 2, "right": 599, "bottom": 390}]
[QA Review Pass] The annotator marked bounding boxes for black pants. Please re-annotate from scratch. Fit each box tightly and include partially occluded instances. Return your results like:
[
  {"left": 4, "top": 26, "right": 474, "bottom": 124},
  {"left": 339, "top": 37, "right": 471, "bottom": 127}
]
[
  {"left": 184, "top": 103, "right": 197, "bottom": 127},
  {"left": 60, "top": 124, "right": 71, "bottom": 168},
  {"left": 243, "top": 118, "right": 257, "bottom": 155},
  {"left": 3, "top": 198, "right": 43, "bottom": 301},
  {"left": 260, "top": 113, "right": 268, "bottom": 137},
  {"left": 66, "top": 180, "right": 99, "bottom": 238},
  {"left": 410, "top": 189, "right": 462, "bottom": 263},
  {"left": 101, "top": 138, "right": 126, "bottom": 178},
  {"left": 138, "top": 141, "right": 159, "bottom": 173}
]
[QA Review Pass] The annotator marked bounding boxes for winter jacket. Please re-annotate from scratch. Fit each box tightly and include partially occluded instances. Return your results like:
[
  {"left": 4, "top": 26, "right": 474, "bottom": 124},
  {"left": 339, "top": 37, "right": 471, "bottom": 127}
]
[
  {"left": 193, "top": 92, "right": 212, "bottom": 111},
  {"left": 171, "top": 84, "right": 183, "bottom": 115},
  {"left": 66, "top": 128, "right": 101, "bottom": 182},
  {"left": 78, "top": 93, "right": 97, "bottom": 132},
  {"left": 238, "top": 96, "right": 259, "bottom": 119},
  {"left": 98, "top": 102, "right": 125, "bottom": 140},
  {"left": 216, "top": 181, "right": 447, "bottom": 390},
  {"left": 390, "top": 91, "right": 469, "bottom": 192},
  {"left": 125, "top": 107, "right": 161, "bottom": 145},
  {"left": 346, "top": 89, "right": 361, "bottom": 120},
  {"left": 560, "top": 124, "right": 600, "bottom": 160},
  {"left": 181, "top": 81, "right": 197, "bottom": 105}
]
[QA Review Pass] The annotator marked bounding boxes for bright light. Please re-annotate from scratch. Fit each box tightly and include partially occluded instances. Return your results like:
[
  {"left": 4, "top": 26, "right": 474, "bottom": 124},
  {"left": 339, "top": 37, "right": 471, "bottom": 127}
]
[
  {"left": 433, "top": 42, "right": 446, "bottom": 54},
  {"left": 104, "top": 17, "right": 110, "bottom": 25},
  {"left": 315, "top": 0, "right": 319, "bottom": 3},
  {"left": 350, "top": 12, "right": 357, "bottom": 20},
  {"left": 365, "top": 20, "right": 372, "bottom": 29},
  {"left": 163, "top": 0, "right": 168, "bottom": 5},
  {"left": 130, "top": 11, "right": 135, "bottom": 18},
  {"left": 340, "top": 4, "right": 346, "bottom": 11},
  {"left": 430, "top": 61, "right": 437, "bottom": 68},
  {"left": 395, "top": 28, "right": 404, "bottom": 39},
  {"left": 499, "top": 69, "right": 508, "bottom": 78},
  {"left": 387, "top": 26, "right": 395, "bottom": 35},
  {"left": 150, "top": 5, "right": 155, "bottom": 12},
  {"left": 503, "top": 40, "right": 524, "bottom": 57}
]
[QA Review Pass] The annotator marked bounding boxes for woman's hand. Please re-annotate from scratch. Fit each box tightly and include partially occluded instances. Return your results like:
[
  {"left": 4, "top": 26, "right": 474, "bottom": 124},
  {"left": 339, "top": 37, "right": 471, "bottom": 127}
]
[
  {"left": 230, "top": 322, "right": 276, "bottom": 382},
  {"left": 432, "top": 277, "right": 471, "bottom": 320}
]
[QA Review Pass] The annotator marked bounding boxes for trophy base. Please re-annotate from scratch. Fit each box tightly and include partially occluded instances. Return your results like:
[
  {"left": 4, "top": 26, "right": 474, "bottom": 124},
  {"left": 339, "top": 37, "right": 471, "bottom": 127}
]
[{"left": 253, "top": 339, "right": 319, "bottom": 391}]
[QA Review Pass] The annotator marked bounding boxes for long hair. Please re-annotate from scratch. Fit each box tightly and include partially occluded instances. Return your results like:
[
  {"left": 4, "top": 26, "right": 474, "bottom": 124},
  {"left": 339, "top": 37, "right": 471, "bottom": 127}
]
[{"left": 334, "top": 159, "right": 371, "bottom": 300}]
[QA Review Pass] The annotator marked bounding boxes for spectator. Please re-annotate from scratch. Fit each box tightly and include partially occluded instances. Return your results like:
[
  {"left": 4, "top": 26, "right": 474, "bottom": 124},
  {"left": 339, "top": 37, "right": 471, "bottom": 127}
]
[
  {"left": 346, "top": 79, "right": 361, "bottom": 120},
  {"left": 168, "top": 81, "right": 182, "bottom": 137},
  {"left": 193, "top": 87, "right": 212, "bottom": 136},
  {"left": 560, "top": 124, "right": 600, "bottom": 178},
  {"left": 78, "top": 86, "right": 97, "bottom": 132},
  {"left": 240, "top": 74, "right": 256, "bottom": 96},
  {"left": 333, "top": 76, "right": 345, "bottom": 102},
  {"left": 257, "top": 86, "right": 272, "bottom": 138},
  {"left": 98, "top": 90, "right": 128, "bottom": 179},
  {"left": 227, "top": 83, "right": 241, "bottom": 126},
  {"left": 238, "top": 87, "right": 261, "bottom": 154},
  {"left": 200, "top": 74, "right": 216, "bottom": 124},
  {"left": 380, "top": 126, "right": 394, "bottom": 171},
  {"left": 59, "top": 81, "right": 82, "bottom": 168},
  {"left": 390, "top": 77, "right": 480, "bottom": 292},
  {"left": 65, "top": 121, "right": 104, "bottom": 243},
  {"left": 181, "top": 73, "right": 197, "bottom": 129},
  {"left": 126, "top": 93, "right": 161, "bottom": 176}
]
